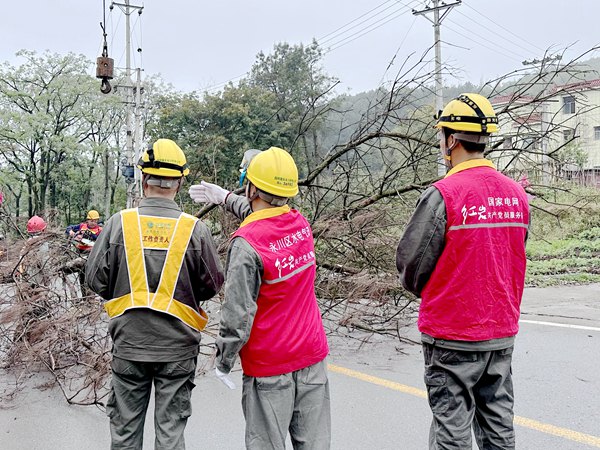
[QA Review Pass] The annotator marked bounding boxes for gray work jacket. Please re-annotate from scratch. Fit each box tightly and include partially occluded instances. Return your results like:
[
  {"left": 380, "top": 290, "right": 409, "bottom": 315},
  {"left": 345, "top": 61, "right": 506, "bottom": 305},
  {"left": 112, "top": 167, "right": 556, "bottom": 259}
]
[
  {"left": 215, "top": 193, "right": 263, "bottom": 373},
  {"left": 86, "top": 197, "right": 224, "bottom": 362}
]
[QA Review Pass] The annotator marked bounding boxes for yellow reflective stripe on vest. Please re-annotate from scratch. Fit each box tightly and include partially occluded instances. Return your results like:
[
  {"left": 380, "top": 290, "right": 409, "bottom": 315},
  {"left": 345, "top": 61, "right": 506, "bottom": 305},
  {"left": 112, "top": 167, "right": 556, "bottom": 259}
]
[
  {"left": 104, "top": 210, "right": 209, "bottom": 331},
  {"left": 122, "top": 208, "right": 150, "bottom": 305},
  {"left": 150, "top": 213, "right": 195, "bottom": 310}
]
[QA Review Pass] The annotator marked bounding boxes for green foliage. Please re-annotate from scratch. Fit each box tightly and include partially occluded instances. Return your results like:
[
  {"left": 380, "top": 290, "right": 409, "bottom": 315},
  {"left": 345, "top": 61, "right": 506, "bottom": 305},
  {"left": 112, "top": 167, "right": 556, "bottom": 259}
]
[
  {"left": 0, "top": 50, "right": 128, "bottom": 222},
  {"left": 526, "top": 192, "right": 600, "bottom": 286},
  {"left": 148, "top": 41, "right": 338, "bottom": 189}
]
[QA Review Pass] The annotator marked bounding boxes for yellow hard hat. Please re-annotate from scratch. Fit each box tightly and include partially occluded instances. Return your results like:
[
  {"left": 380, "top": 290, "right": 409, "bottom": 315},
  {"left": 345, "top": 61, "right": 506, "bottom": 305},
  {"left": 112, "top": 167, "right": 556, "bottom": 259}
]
[
  {"left": 246, "top": 147, "right": 299, "bottom": 198},
  {"left": 137, "top": 139, "right": 190, "bottom": 177},
  {"left": 87, "top": 210, "right": 100, "bottom": 220},
  {"left": 435, "top": 93, "right": 499, "bottom": 134}
]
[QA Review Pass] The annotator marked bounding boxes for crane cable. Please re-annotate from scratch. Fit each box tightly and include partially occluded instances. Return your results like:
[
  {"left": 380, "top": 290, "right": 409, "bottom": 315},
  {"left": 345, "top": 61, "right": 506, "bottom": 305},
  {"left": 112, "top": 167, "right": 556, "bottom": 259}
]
[{"left": 101, "top": 0, "right": 109, "bottom": 58}]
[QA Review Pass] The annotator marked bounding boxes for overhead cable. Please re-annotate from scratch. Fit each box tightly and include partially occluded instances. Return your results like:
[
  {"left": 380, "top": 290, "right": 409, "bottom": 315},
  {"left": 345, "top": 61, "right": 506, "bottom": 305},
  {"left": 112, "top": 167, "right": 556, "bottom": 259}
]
[{"left": 319, "top": 1, "right": 414, "bottom": 48}]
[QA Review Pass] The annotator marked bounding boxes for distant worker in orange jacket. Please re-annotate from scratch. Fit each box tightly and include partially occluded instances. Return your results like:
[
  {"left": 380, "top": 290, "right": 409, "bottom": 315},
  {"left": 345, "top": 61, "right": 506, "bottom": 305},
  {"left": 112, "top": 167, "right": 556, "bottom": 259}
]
[{"left": 65, "top": 210, "right": 103, "bottom": 251}]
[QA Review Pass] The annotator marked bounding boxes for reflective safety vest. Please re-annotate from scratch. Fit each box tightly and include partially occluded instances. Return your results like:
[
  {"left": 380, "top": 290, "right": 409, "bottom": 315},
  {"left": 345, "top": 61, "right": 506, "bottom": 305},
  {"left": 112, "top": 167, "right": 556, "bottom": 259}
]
[
  {"left": 103, "top": 208, "right": 208, "bottom": 331},
  {"left": 419, "top": 160, "right": 529, "bottom": 341},
  {"left": 233, "top": 206, "right": 329, "bottom": 377},
  {"left": 75, "top": 223, "right": 102, "bottom": 251}
]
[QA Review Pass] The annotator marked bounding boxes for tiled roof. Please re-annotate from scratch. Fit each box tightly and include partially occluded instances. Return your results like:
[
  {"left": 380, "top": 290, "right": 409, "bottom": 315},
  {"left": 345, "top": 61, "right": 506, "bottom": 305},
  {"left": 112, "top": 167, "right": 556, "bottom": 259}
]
[
  {"left": 514, "top": 113, "right": 542, "bottom": 124},
  {"left": 550, "top": 78, "right": 600, "bottom": 94},
  {"left": 491, "top": 94, "right": 535, "bottom": 105}
]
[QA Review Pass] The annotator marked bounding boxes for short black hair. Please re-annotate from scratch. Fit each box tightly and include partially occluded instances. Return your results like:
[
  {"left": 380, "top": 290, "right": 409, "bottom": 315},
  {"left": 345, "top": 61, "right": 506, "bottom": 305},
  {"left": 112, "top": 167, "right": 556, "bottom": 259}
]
[{"left": 443, "top": 129, "right": 486, "bottom": 153}]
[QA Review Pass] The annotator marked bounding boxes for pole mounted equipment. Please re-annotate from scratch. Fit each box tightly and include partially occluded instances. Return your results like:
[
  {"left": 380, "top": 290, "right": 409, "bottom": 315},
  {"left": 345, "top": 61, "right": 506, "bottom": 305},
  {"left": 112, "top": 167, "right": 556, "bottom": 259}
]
[{"left": 96, "top": 0, "right": 114, "bottom": 94}]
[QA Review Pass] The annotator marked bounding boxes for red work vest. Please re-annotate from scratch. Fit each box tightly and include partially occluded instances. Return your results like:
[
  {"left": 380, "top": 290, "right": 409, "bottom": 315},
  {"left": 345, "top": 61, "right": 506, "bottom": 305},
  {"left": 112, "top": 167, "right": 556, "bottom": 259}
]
[
  {"left": 233, "top": 207, "right": 329, "bottom": 377},
  {"left": 419, "top": 161, "right": 529, "bottom": 341}
]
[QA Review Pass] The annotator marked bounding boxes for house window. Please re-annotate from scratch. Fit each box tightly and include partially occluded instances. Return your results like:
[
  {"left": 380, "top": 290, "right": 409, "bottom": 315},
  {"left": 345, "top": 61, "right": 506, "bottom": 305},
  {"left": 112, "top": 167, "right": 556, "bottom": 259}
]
[
  {"left": 563, "top": 96, "right": 576, "bottom": 114},
  {"left": 563, "top": 129, "right": 573, "bottom": 142},
  {"left": 595, "top": 126, "right": 600, "bottom": 140}
]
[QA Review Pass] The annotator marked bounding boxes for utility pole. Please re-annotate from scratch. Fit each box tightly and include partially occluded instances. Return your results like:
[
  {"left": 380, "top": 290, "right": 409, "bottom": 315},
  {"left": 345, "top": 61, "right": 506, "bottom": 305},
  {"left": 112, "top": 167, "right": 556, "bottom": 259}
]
[
  {"left": 111, "top": 0, "right": 144, "bottom": 208},
  {"left": 413, "top": 0, "right": 461, "bottom": 176},
  {"left": 523, "top": 55, "right": 562, "bottom": 184}
]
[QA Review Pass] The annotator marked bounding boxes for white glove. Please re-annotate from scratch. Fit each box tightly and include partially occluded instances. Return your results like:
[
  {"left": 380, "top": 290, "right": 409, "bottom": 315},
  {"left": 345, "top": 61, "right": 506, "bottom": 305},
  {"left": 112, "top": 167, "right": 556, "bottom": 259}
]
[
  {"left": 215, "top": 367, "right": 236, "bottom": 390},
  {"left": 188, "top": 181, "right": 229, "bottom": 205}
]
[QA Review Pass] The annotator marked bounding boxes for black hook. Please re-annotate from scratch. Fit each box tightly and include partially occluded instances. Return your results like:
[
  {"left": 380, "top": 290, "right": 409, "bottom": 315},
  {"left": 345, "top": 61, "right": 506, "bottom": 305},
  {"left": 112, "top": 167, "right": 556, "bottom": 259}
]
[{"left": 100, "top": 78, "right": 112, "bottom": 94}]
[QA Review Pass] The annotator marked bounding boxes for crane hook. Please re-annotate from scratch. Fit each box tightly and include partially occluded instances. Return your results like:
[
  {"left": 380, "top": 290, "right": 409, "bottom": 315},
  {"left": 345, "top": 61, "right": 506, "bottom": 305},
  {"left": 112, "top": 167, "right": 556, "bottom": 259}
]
[{"left": 100, "top": 77, "right": 112, "bottom": 94}]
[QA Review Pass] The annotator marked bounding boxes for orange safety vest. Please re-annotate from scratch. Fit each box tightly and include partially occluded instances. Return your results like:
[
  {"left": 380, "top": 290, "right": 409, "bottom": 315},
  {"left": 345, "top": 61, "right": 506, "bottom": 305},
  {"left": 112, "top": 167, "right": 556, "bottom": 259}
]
[{"left": 75, "top": 223, "right": 102, "bottom": 251}]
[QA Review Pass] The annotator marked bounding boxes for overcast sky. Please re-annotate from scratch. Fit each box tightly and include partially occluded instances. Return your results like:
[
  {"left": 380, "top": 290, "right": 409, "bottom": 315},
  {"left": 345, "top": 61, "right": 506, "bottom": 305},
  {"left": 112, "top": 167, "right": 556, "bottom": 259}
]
[{"left": 2, "top": 1, "right": 599, "bottom": 95}]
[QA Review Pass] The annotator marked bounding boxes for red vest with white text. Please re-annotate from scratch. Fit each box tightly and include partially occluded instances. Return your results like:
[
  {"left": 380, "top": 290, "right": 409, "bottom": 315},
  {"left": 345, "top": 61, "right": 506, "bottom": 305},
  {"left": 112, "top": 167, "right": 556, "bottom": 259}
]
[
  {"left": 419, "top": 162, "right": 529, "bottom": 341},
  {"left": 233, "top": 208, "right": 329, "bottom": 377}
]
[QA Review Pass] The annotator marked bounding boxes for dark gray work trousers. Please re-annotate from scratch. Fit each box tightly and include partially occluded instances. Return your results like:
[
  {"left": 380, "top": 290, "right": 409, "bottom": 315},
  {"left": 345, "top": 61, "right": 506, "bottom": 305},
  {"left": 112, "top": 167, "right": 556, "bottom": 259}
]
[
  {"left": 106, "top": 356, "right": 197, "bottom": 450},
  {"left": 241, "top": 359, "right": 331, "bottom": 450},
  {"left": 423, "top": 344, "right": 515, "bottom": 450}
]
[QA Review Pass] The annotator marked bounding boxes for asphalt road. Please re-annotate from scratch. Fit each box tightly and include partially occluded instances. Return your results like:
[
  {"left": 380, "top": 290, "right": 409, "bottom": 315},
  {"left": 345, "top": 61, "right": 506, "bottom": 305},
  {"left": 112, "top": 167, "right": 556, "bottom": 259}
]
[{"left": 1, "top": 284, "right": 599, "bottom": 449}]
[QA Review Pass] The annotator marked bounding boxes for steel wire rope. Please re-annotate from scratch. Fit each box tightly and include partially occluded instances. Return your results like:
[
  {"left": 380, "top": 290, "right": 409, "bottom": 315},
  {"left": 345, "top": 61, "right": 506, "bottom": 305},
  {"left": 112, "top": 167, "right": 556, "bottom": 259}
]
[{"left": 96, "top": 0, "right": 107, "bottom": 61}]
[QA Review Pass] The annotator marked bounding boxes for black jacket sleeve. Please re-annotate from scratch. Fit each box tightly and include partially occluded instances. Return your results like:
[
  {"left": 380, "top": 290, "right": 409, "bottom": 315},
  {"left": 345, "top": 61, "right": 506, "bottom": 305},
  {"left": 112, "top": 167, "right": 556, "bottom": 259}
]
[{"left": 396, "top": 186, "right": 447, "bottom": 297}]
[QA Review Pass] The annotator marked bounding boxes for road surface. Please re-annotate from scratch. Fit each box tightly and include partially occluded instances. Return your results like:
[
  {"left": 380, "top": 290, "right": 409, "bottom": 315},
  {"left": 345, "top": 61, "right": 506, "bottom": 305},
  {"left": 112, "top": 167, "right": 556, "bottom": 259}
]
[{"left": 1, "top": 284, "right": 599, "bottom": 449}]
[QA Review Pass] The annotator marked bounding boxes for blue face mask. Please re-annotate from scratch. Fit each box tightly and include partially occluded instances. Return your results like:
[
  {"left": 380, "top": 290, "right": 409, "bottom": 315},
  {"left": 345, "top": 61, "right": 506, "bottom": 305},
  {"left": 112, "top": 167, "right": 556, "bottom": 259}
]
[
  {"left": 238, "top": 149, "right": 261, "bottom": 187},
  {"left": 239, "top": 169, "right": 247, "bottom": 187}
]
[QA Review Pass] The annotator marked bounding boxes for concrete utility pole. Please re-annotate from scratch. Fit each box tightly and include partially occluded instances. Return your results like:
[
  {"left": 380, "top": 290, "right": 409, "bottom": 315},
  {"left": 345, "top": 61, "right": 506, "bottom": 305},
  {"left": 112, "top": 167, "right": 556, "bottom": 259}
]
[
  {"left": 413, "top": 0, "right": 461, "bottom": 176},
  {"left": 523, "top": 55, "right": 562, "bottom": 183},
  {"left": 111, "top": 0, "right": 144, "bottom": 208}
]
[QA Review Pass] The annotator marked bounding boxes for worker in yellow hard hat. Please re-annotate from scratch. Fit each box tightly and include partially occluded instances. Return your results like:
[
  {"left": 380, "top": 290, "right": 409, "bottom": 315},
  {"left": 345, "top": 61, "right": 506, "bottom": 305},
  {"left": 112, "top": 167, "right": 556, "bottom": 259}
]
[
  {"left": 396, "top": 94, "right": 529, "bottom": 449},
  {"left": 65, "top": 209, "right": 103, "bottom": 251},
  {"left": 189, "top": 147, "right": 331, "bottom": 449},
  {"left": 86, "top": 138, "right": 224, "bottom": 449}
]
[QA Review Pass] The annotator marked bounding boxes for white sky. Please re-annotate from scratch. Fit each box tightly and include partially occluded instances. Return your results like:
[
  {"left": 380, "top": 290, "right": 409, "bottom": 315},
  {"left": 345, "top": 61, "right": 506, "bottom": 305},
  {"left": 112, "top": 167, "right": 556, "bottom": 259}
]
[{"left": 2, "top": 1, "right": 599, "bottom": 95}]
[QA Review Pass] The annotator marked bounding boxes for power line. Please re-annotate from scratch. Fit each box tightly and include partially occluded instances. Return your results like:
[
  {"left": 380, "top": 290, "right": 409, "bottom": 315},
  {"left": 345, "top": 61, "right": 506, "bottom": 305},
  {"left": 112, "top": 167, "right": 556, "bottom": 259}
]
[
  {"left": 203, "top": 1, "right": 418, "bottom": 92},
  {"left": 412, "top": 0, "right": 462, "bottom": 177},
  {"left": 319, "top": 2, "right": 412, "bottom": 48},
  {"left": 444, "top": 18, "right": 527, "bottom": 62},
  {"left": 378, "top": 16, "right": 418, "bottom": 87},
  {"left": 452, "top": 9, "right": 537, "bottom": 59},
  {"left": 325, "top": 2, "right": 418, "bottom": 53},
  {"left": 463, "top": 3, "right": 545, "bottom": 54},
  {"left": 318, "top": 0, "right": 398, "bottom": 42},
  {"left": 319, "top": 0, "right": 419, "bottom": 48},
  {"left": 203, "top": 73, "right": 248, "bottom": 94}
]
